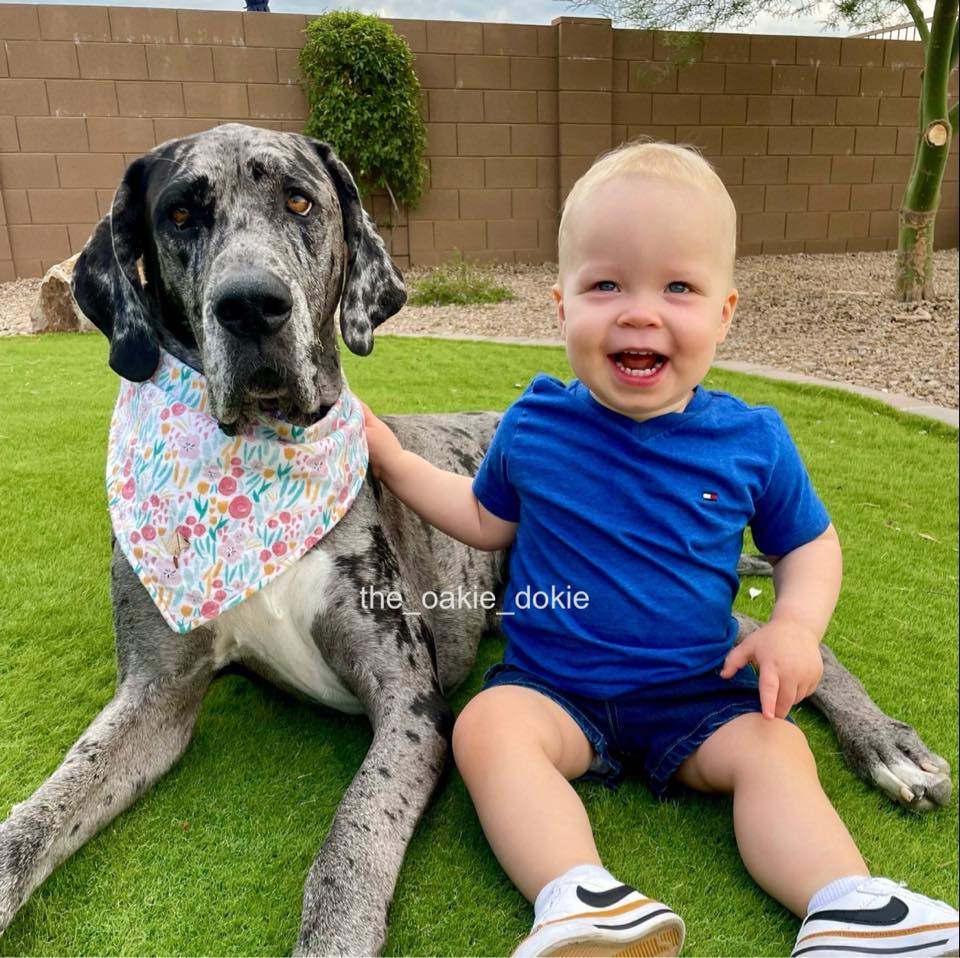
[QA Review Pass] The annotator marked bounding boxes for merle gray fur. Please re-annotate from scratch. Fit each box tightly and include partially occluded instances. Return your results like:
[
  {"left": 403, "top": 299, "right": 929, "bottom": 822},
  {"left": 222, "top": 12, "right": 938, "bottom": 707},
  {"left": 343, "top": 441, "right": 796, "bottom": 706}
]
[{"left": 0, "top": 124, "right": 950, "bottom": 955}]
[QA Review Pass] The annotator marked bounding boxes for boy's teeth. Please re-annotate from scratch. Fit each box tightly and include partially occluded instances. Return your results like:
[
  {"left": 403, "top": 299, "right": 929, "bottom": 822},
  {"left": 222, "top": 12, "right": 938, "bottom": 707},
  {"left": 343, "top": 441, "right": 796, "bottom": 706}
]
[{"left": 615, "top": 351, "right": 665, "bottom": 377}]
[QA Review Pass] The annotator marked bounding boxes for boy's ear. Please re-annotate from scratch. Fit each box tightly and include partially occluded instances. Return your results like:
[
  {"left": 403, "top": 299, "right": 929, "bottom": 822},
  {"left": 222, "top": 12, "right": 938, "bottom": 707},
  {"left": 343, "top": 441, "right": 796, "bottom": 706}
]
[
  {"left": 552, "top": 284, "right": 566, "bottom": 338},
  {"left": 717, "top": 288, "right": 738, "bottom": 343}
]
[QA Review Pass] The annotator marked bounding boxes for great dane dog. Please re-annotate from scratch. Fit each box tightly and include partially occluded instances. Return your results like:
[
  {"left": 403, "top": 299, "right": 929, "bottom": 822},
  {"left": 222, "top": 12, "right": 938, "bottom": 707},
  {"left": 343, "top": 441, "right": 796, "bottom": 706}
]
[{"left": 0, "top": 124, "right": 952, "bottom": 954}]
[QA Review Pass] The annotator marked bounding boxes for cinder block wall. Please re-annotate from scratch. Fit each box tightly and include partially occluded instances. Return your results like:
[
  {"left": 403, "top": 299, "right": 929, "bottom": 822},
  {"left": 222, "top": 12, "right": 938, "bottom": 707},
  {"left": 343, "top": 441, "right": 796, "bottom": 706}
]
[
  {"left": 1, "top": 5, "right": 957, "bottom": 280},
  {"left": 559, "top": 20, "right": 958, "bottom": 258}
]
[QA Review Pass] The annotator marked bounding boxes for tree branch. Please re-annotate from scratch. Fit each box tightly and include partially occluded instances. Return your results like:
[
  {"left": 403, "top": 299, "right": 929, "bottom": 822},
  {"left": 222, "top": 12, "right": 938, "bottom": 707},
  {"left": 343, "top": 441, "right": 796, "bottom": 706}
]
[
  {"left": 950, "top": 12, "right": 958, "bottom": 71},
  {"left": 901, "top": 0, "right": 931, "bottom": 42},
  {"left": 949, "top": 98, "right": 958, "bottom": 133}
]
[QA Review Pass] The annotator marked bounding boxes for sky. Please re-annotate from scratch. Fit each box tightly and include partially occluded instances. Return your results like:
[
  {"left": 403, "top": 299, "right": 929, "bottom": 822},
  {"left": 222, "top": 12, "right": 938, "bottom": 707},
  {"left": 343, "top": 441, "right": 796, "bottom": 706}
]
[{"left": 4, "top": 0, "right": 935, "bottom": 36}]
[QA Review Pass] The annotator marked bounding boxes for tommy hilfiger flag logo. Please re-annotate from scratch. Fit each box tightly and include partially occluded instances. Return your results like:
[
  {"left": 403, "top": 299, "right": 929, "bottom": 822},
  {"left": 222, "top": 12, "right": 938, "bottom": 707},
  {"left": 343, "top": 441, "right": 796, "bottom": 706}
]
[{"left": 702, "top": 491, "right": 718, "bottom": 501}]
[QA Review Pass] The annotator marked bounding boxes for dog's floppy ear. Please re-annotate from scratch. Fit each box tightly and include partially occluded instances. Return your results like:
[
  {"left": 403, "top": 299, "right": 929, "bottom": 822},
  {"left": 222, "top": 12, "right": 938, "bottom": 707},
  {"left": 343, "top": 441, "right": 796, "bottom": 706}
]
[
  {"left": 72, "top": 155, "right": 160, "bottom": 381},
  {"left": 312, "top": 141, "right": 406, "bottom": 356}
]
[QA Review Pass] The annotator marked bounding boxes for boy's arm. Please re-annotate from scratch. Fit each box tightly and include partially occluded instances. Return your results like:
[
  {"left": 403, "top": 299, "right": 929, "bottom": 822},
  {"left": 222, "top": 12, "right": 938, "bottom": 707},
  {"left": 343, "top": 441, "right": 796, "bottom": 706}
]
[
  {"left": 362, "top": 402, "right": 517, "bottom": 552},
  {"left": 721, "top": 524, "right": 842, "bottom": 719},
  {"left": 767, "top": 523, "right": 842, "bottom": 642}
]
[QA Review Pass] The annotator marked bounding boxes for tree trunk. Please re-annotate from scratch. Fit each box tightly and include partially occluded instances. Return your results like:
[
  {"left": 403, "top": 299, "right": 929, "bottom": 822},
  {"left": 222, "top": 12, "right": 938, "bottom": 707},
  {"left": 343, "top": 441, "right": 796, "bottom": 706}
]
[{"left": 895, "top": 0, "right": 957, "bottom": 302}]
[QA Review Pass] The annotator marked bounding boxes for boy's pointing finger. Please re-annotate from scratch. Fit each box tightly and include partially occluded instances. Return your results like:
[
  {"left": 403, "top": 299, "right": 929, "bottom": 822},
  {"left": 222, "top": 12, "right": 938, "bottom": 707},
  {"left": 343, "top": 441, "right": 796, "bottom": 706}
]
[{"left": 758, "top": 670, "right": 780, "bottom": 720}]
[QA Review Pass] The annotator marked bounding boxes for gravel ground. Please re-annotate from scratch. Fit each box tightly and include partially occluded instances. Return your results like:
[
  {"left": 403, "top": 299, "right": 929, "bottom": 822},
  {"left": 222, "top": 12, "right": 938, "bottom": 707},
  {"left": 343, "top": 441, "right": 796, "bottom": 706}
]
[{"left": 2, "top": 249, "right": 957, "bottom": 409}]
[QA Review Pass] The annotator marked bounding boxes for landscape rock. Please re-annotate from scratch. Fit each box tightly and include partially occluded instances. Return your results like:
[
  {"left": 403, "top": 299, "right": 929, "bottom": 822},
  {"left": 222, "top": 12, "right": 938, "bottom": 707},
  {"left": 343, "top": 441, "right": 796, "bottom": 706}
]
[{"left": 29, "top": 254, "right": 95, "bottom": 334}]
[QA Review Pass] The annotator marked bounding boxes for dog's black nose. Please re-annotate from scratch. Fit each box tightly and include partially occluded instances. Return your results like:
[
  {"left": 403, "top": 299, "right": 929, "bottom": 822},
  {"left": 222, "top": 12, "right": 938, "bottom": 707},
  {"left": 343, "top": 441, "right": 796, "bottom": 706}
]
[{"left": 213, "top": 272, "right": 293, "bottom": 340}]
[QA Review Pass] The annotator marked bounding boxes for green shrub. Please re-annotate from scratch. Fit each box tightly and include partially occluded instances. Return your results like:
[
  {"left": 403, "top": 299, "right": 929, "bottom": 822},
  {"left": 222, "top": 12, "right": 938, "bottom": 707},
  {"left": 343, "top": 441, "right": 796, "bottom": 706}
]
[
  {"left": 408, "top": 256, "right": 516, "bottom": 306},
  {"left": 299, "top": 11, "right": 426, "bottom": 208}
]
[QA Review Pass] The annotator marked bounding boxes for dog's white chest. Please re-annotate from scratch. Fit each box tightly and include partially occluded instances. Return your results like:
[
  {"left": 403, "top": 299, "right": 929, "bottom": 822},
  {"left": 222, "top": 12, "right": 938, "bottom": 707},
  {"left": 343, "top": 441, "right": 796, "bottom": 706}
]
[{"left": 211, "top": 550, "right": 363, "bottom": 714}]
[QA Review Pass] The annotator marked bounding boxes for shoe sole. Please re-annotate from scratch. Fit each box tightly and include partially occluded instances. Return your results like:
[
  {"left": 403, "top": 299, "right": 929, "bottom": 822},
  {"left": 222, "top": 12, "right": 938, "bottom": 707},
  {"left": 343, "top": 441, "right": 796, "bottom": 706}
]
[
  {"left": 544, "top": 923, "right": 684, "bottom": 957},
  {"left": 792, "top": 948, "right": 958, "bottom": 958},
  {"left": 792, "top": 926, "right": 960, "bottom": 958}
]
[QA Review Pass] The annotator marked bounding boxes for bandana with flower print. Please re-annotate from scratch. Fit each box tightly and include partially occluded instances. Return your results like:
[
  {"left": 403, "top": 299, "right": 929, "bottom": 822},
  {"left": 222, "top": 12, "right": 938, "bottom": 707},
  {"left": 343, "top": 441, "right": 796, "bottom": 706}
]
[{"left": 106, "top": 349, "right": 367, "bottom": 633}]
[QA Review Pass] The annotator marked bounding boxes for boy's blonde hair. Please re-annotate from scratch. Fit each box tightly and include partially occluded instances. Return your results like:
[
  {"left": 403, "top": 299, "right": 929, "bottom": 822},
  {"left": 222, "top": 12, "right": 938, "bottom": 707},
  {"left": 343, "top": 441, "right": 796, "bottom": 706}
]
[{"left": 558, "top": 140, "right": 738, "bottom": 280}]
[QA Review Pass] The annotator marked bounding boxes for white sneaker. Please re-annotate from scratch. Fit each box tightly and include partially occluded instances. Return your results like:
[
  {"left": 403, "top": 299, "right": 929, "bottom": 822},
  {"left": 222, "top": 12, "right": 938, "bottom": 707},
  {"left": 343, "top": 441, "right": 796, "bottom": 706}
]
[
  {"left": 792, "top": 878, "right": 959, "bottom": 956},
  {"left": 512, "top": 880, "right": 685, "bottom": 957}
]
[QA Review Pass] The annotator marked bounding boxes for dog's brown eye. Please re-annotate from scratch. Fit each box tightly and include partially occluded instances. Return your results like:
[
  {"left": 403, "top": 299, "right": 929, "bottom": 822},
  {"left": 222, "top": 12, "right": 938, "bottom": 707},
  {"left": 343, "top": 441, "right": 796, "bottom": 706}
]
[
  {"left": 286, "top": 194, "right": 312, "bottom": 216},
  {"left": 170, "top": 207, "right": 191, "bottom": 228}
]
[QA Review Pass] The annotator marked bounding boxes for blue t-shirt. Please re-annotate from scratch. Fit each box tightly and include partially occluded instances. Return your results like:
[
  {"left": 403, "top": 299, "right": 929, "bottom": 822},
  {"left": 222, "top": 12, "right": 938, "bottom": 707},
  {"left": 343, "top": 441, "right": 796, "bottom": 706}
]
[{"left": 472, "top": 376, "right": 830, "bottom": 698}]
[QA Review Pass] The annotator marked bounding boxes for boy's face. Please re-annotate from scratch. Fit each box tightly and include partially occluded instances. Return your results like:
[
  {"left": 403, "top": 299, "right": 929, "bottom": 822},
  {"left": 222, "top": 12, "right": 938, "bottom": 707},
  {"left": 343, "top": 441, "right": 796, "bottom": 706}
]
[{"left": 553, "top": 174, "right": 738, "bottom": 422}]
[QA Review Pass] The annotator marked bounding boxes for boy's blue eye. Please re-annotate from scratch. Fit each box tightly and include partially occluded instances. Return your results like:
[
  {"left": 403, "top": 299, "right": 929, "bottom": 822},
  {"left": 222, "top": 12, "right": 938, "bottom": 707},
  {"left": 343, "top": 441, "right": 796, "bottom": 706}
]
[
  {"left": 595, "top": 280, "right": 618, "bottom": 291},
  {"left": 667, "top": 281, "right": 690, "bottom": 293}
]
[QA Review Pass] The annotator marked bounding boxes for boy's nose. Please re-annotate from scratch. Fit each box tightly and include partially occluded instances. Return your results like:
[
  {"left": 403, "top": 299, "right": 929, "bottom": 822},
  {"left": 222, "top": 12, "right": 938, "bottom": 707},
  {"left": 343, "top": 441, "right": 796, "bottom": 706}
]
[{"left": 616, "top": 298, "right": 662, "bottom": 327}]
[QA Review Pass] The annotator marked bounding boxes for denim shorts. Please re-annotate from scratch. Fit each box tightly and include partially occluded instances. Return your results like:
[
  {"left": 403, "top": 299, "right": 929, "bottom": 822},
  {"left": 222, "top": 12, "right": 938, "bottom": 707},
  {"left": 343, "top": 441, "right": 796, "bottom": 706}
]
[{"left": 482, "top": 661, "right": 775, "bottom": 796}]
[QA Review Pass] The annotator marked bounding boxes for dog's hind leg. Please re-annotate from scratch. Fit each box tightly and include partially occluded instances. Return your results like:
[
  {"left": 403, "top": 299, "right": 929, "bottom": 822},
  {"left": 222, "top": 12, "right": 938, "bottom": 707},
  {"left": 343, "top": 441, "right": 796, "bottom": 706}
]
[
  {"left": 0, "top": 552, "right": 216, "bottom": 934},
  {"left": 733, "top": 613, "right": 952, "bottom": 811},
  {"left": 810, "top": 643, "right": 951, "bottom": 810}
]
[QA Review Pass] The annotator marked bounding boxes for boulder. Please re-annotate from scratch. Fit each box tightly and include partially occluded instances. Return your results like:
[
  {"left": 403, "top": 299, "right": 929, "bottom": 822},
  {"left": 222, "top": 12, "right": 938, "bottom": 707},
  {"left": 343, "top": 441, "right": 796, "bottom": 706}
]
[{"left": 30, "top": 253, "right": 96, "bottom": 334}]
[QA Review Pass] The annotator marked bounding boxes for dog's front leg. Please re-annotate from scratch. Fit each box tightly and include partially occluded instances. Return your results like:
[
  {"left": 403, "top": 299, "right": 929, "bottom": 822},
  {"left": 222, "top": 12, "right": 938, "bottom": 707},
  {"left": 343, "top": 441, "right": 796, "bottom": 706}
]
[
  {"left": 295, "top": 669, "right": 451, "bottom": 956},
  {"left": 0, "top": 666, "right": 213, "bottom": 932},
  {"left": 0, "top": 555, "right": 216, "bottom": 934}
]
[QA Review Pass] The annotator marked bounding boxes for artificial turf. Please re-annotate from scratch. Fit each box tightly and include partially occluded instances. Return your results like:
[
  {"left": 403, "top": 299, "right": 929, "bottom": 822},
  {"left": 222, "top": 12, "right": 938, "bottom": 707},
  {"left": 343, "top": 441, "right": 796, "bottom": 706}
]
[{"left": 0, "top": 333, "right": 956, "bottom": 956}]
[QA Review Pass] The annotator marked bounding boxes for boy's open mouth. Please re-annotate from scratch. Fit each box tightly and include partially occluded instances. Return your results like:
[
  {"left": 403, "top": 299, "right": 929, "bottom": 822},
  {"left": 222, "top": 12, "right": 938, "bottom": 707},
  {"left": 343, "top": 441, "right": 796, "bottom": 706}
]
[{"left": 611, "top": 349, "right": 667, "bottom": 378}]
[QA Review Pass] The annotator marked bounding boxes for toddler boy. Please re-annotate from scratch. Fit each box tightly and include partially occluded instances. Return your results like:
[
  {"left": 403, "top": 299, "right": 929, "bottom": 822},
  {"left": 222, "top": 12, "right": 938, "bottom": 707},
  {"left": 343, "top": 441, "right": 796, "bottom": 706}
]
[{"left": 362, "top": 142, "right": 959, "bottom": 957}]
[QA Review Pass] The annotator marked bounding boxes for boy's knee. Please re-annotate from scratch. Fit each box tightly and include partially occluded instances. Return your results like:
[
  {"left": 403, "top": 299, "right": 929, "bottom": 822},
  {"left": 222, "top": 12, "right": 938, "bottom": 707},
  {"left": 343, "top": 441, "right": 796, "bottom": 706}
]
[
  {"left": 452, "top": 693, "right": 502, "bottom": 769},
  {"left": 691, "top": 714, "right": 819, "bottom": 792},
  {"left": 451, "top": 699, "right": 479, "bottom": 757},
  {"left": 737, "top": 714, "right": 816, "bottom": 766},
  {"left": 452, "top": 686, "right": 574, "bottom": 774}
]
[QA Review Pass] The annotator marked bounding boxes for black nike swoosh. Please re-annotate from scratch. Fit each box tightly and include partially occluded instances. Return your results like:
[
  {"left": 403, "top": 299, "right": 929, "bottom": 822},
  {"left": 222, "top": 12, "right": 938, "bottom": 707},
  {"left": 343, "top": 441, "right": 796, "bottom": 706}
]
[
  {"left": 804, "top": 896, "right": 909, "bottom": 927},
  {"left": 576, "top": 884, "right": 637, "bottom": 908}
]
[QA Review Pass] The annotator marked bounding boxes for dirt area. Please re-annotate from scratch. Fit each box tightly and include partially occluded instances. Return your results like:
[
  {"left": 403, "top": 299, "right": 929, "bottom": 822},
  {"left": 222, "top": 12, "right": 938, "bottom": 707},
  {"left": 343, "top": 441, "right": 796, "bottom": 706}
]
[{"left": 2, "top": 249, "right": 957, "bottom": 409}]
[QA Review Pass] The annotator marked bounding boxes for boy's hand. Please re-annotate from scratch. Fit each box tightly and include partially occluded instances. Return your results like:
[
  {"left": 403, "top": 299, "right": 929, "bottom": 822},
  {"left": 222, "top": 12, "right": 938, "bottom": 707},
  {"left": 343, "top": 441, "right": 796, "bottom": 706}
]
[
  {"left": 356, "top": 400, "right": 515, "bottom": 552},
  {"left": 720, "top": 620, "right": 823, "bottom": 720},
  {"left": 359, "top": 400, "right": 404, "bottom": 480}
]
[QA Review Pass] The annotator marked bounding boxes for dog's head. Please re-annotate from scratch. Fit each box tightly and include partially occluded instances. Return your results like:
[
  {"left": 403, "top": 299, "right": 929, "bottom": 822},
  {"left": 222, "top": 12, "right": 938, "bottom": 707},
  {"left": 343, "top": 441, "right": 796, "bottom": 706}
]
[{"left": 72, "top": 123, "right": 405, "bottom": 433}]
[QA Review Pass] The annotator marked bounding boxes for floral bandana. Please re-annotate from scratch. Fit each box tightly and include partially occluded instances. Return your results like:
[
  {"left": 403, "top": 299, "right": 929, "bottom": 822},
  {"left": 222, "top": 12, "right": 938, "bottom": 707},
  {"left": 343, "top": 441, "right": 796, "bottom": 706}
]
[{"left": 106, "top": 350, "right": 367, "bottom": 633}]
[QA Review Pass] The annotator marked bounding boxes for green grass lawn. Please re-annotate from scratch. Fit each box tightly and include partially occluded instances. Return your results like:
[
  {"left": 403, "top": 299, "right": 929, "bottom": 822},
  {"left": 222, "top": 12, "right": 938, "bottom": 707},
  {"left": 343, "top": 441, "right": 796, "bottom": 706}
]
[{"left": 0, "top": 333, "right": 957, "bottom": 957}]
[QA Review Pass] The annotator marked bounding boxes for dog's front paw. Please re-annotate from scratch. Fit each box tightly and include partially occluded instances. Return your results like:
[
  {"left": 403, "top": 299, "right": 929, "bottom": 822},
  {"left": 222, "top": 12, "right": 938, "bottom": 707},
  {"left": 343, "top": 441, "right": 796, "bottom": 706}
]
[{"left": 837, "top": 713, "right": 952, "bottom": 810}]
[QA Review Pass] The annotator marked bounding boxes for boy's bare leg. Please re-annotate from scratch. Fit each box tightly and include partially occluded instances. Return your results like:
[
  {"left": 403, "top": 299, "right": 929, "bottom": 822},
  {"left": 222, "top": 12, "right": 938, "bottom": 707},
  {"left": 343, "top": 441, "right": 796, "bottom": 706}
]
[
  {"left": 675, "top": 712, "right": 868, "bottom": 916},
  {"left": 452, "top": 685, "right": 600, "bottom": 901}
]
